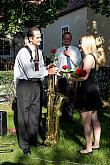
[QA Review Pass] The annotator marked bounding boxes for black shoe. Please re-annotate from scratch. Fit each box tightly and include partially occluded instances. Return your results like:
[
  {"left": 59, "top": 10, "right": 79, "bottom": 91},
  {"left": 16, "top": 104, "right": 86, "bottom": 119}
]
[{"left": 23, "top": 148, "right": 31, "bottom": 155}]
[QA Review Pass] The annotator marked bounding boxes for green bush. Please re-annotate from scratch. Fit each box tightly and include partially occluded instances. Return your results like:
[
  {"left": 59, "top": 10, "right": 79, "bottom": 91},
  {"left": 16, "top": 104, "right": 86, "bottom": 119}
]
[{"left": 0, "top": 70, "right": 14, "bottom": 85}]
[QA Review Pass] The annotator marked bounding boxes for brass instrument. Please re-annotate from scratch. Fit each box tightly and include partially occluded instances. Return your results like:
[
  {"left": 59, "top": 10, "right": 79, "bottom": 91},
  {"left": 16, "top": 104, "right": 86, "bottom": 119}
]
[{"left": 44, "top": 74, "right": 66, "bottom": 146}]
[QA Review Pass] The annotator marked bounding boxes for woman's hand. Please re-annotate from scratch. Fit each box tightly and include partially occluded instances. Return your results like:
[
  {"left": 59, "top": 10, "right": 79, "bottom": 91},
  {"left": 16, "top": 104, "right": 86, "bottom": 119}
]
[{"left": 72, "top": 77, "right": 83, "bottom": 82}]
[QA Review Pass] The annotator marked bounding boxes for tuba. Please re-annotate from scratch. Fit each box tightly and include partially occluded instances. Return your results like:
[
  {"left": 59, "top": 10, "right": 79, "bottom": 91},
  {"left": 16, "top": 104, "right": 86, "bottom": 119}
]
[{"left": 44, "top": 72, "right": 67, "bottom": 146}]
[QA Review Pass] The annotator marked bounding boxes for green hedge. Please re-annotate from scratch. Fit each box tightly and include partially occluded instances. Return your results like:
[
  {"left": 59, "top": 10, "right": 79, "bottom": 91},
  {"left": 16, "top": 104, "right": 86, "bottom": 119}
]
[{"left": 0, "top": 70, "right": 14, "bottom": 85}]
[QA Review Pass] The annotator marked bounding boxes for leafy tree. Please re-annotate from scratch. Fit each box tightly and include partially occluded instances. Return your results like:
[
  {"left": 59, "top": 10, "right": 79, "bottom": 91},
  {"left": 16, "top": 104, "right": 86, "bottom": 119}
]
[
  {"left": 0, "top": 0, "right": 69, "bottom": 34},
  {"left": 0, "top": 0, "right": 110, "bottom": 35},
  {"left": 85, "top": 0, "right": 110, "bottom": 17}
]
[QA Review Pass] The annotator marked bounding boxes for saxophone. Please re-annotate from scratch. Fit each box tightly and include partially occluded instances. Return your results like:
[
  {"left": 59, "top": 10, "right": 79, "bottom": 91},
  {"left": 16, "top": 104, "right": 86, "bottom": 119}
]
[{"left": 44, "top": 74, "right": 66, "bottom": 146}]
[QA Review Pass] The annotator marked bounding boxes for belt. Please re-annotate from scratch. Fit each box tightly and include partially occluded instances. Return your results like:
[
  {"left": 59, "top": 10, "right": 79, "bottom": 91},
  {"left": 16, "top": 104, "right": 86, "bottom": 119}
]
[
  {"left": 19, "top": 78, "right": 40, "bottom": 82},
  {"left": 28, "top": 78, "right": 41, "bottom": 82}
]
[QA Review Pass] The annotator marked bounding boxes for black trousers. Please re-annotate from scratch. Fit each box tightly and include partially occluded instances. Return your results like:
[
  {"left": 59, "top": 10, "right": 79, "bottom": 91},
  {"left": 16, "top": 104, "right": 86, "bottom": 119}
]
[
  {"left": 16, "top": 79, "right": 41, "bottom": 150},
  {"left": 58, "top": 77, "right": 75, "bottom": 119}
]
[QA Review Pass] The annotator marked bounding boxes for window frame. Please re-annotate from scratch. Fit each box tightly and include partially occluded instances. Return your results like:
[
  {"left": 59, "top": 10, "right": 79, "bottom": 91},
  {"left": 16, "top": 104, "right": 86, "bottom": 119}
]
[
  {"left": 0, "top": 38, "right": 10, "bottom": 55},
  {"left": 61, "top": 25, "right": 69, "bottom": 46}
]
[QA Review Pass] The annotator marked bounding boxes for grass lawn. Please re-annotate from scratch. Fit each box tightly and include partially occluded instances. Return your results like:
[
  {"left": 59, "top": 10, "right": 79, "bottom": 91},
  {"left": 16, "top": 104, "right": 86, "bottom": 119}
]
[{"left": 0, "top": 103, "right": 110, "bottom": 165}]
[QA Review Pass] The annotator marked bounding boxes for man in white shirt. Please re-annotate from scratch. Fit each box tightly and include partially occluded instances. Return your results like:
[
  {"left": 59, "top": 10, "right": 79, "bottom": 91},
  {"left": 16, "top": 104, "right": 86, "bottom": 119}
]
[
  {"left": 55, "top": 32, "right": 82, "bottom": 121},
  {"left": 14, "top": 26, "right": 58, "bottom": 155}
]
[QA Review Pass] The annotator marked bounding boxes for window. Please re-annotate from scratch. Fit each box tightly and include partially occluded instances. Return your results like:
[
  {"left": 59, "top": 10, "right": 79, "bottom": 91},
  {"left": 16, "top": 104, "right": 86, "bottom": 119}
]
[
  {"left": 0, "top": 39, "right": 10, "bottom": 55},
  {"left": 61, "top": 26, "right": 69, "bottom": 46}
]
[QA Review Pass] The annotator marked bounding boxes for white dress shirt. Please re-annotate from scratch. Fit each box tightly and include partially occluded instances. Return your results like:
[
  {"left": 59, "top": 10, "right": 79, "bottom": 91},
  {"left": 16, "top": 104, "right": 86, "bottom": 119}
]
[
  {"left": 14, "top": 47, "right": 48, "bottom": 86},
  {"left": 55, "top": 45, "right": 82, "bottom": 71}
]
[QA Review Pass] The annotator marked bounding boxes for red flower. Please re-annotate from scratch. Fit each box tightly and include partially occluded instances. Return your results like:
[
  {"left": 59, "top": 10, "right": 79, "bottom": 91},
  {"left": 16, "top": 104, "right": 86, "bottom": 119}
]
[
  {"left": 81, "top": 70, "right": 87, "bottom": 77},
  {"left": 62, "top": 65, "right": 69, "bottom": 70},
  {"left": 61, "top": 66, "right": 87, "bottom": 79},
  {"left": 76, "top": 68, "right": 82, "bottom": 76},
  {"left": 51, "top": 49, "right": 57, "bottom": 54},
  {"left": 75, "top": 68, "right": 87, "bottom": 77}
]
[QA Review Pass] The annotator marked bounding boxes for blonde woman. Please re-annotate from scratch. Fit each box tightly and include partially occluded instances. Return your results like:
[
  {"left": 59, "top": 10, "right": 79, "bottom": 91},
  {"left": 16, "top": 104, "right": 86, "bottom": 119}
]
[{"left": 74, "top": 35, "right": 105, "bottom": 154}]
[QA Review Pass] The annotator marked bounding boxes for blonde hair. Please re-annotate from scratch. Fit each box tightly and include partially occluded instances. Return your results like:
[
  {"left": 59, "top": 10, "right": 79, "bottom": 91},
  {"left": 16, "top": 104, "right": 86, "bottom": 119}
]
[{"left": 81, "top": 35, "right": 106, "bottom": 69}]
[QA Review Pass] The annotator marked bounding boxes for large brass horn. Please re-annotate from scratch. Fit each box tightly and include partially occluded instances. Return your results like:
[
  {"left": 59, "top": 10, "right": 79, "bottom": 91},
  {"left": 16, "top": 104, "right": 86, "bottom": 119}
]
[{"left": 44, "top": 72, "right": 67, "bottom": 146}]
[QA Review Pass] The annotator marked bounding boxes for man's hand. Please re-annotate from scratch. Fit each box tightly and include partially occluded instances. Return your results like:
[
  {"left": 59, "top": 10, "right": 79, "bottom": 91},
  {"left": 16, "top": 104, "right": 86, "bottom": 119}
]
[
  {"left": 48, "top": 66, "right": 58, "bottom": 75},
  {"left": 46, "top": 64, "right": 56, "bottom": 69},
  {"left": 63, "top": 49, "right": 73, "bottom": 57}
]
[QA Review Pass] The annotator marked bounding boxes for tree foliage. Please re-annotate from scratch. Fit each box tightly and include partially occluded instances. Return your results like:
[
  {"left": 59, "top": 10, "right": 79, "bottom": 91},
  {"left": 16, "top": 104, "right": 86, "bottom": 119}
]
[
  {"left": 0, "top": 0, "right": 110, "bottom": 35},
  {"left": 0, "top": 0, "right": 69, "bottom": 34},
  {"left": 85, "top": 0, "right": 110, "bottom": 17}
]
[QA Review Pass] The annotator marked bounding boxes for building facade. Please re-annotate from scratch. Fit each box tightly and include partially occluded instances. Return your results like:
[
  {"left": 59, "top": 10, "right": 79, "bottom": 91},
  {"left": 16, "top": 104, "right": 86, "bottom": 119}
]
[{"left": 41, "top": 1, "right": 110, "bottom": 66}]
